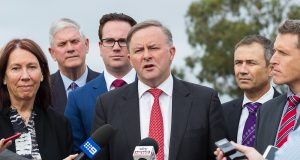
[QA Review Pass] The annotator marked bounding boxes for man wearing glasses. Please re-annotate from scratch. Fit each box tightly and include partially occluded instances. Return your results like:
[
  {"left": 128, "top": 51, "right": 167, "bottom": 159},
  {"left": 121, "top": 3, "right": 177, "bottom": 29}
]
[{"left": 64, "top": 13, "right": 137, "bottom": 151}]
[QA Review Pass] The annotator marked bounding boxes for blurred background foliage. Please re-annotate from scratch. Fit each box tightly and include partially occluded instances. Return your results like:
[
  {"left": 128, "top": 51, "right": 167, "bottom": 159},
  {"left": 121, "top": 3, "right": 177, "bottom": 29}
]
[{"left": 172, "top": 0, "right": 300, "bottom": 98}]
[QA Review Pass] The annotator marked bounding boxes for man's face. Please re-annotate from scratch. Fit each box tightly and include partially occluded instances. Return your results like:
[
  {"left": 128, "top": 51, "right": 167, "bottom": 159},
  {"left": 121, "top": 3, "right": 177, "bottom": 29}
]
[
  {"left": 49, "top": 27, "right": 89, "bottom": 71},
  {"left": 128, "top": 26, "right": 175, "bottom": 87},
  {"left": 99, "top": 21, "right": 132, "bottom": 73},
  {"left": 271, "top": 33, "right": 300, "bottom": 92},
  {"left": 234, "top": 42, "right": 271, "bottom": 92}
]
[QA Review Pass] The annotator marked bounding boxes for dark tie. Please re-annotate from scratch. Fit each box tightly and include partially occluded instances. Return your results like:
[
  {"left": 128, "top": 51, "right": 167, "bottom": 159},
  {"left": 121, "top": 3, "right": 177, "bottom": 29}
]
[
  {"left": 69, "top": 82, "right": 78, "bottom": 91},
  {"left": 148, "top": 88, "right": 164, "bottom": 160},
  {"left": 242, "top": 102, "right": 261, "bottom": 147},
  {"left": 276, "top": 95, "right": 300, "bottom": 147},
  {"left": 112, "top": 79, "right": 126, "bottom": 88}
]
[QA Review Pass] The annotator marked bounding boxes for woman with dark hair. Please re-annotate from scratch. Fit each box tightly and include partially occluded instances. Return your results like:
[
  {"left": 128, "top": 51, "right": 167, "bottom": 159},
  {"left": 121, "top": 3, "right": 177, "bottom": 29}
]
[{"left": 0, "top": 39, "right": 73, "bottom": 159}]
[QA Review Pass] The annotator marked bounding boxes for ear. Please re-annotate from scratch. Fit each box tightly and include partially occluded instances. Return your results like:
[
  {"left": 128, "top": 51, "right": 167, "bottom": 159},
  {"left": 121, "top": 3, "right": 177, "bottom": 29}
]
[
  {"left": 267, "top": 64, "right": 273, "bottom": 77},
  {"left": 85, "top": 38, "right": 90, "bottom": 54},
  {"left": 169, "top": 46, "right": 176, "bottom": 62},
  {"left": 128, "top": 53, "right": 134, "bottom": 67},
  {"left": 40, "top": 75, "right": 44, "bottom": 82},
  {"left": 99, "top": 42, "right": 103, "bottom": 57},
  {"left": 3, "top": 79, "right": 6, "bottom": 85},
  {"left": 48, "top": 48, "right": 57, "bottom": 61}
]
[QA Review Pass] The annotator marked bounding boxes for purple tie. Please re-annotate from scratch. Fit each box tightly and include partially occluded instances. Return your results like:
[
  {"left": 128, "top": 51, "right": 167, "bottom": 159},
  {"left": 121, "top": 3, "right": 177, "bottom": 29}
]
[
  {"left": 69, "top": 82, "right": 78, "bottom": 91},
  {"left": 242, "top": 102, "right": 262, "bottom": 147},
  {"left": 112, "top": 79, "right": 126, "bottom": 88}
]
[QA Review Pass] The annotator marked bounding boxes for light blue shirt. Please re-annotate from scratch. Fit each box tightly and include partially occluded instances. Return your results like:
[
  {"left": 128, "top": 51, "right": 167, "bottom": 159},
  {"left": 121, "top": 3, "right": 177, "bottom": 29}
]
[
  {"left": 275, "top": 125, "right": 300, "bottom": 159},
  {"left": 60, "top": 66, "right": 88, "bottom": 97}
]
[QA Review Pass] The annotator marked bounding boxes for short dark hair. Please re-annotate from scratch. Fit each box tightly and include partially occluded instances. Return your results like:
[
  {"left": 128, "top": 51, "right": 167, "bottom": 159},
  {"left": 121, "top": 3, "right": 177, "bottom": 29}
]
[
  {"left": 0, "top": 39, "right": 51, "bottom": 110},
  {"left": 278, "top": 20, "right": 300, "bottom": 49},
  {"left": 126, "top": 20, "right": 173, "bottom": 50},
  {"left": 98, "top": 13, "right": 137, "bottom": 40},
  {"left": 235, "top": 35, "right": 273, "bottom": 66}
]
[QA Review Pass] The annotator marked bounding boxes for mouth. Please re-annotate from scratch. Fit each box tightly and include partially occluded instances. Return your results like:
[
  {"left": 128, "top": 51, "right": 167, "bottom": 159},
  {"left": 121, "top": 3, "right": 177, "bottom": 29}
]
[
  {"left": 239, "top": 78, "right": 251, "bottom": 82},
  {"left": 143, "top": 64, "right": 155, "bottom": 70}
]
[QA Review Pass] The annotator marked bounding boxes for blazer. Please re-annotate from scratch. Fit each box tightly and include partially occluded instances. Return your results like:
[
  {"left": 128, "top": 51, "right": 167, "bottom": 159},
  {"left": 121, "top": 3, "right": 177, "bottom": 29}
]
[
  {"left": 64, "top": 73, "right": 107, "bottom": 151},
  {"left": 254, "top": 93, "right": 300, "bottom": 154},
  {"left": 92, "top": 77, "right": 227, "bottom": 160},
  {"left": 0, "top": 106, "right": 73, "bottom": 160},
  {"left": 50, "top": 67, "right": 99, "bottom": 115},
  {"left": 222, "top": 88, "right": 280, "bottom": 142}
]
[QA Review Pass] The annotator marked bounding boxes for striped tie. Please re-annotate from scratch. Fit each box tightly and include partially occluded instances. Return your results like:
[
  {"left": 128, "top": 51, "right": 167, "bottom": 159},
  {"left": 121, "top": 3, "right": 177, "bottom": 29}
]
[{"left": 275, "top": 95, "right": 300, "bottom": 147}]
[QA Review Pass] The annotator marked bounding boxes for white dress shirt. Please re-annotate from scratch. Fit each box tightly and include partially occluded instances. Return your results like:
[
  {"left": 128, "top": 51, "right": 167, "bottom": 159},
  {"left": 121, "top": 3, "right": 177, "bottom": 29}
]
[
  {"left": 103, "top": 68, "right": 136, "bottom": 91},
  {"left": 237, "top": 87, "right": 275, "bottom": 144},
  {"left": 138, "top": 74, "right": 173, "bottom": 160}
]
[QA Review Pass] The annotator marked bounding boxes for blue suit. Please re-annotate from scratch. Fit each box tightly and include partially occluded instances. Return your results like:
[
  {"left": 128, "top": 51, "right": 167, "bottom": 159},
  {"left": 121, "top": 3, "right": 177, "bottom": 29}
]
[{"left": 64, "top": 73, "right": 107, "bottom": 151}]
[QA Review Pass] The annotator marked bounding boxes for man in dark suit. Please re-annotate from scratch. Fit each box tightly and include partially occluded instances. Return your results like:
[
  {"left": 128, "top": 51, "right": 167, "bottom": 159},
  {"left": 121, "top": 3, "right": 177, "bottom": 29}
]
[
  {"left": 92, "top": 20, "right": 227, "bottom": 160},
  {"left": 48, "top": 18, "right": 99, "bottom": 114},
  {"left": 223, "top": 35, "right": 280, "bottom": 146},
  {"left": 255, "top": 20, "right": 300, "bottom": 153},
  {"left": 64, "top": 13, "right": 137, "bottom": 152}
]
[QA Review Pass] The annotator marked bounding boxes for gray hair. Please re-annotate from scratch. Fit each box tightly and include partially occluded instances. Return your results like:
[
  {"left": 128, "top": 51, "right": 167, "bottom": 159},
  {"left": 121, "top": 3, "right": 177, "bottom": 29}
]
[
  {"left": 126, "top": 20, "right": 173, "bottom": 50},
  {"left": 235, "top": 35, "right": 273, "bottom": 66},
  {"left": 49, "top": 18, "right": 85, "bottom": 47}
]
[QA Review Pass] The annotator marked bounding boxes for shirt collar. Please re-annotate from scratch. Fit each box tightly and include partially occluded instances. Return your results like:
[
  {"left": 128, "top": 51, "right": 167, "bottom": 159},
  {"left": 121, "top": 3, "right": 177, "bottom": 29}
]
[
  {"left": 104, "top": 68, "right": 136, "bottom": 91},
  {"left": 287, "top": 87, "right": 300, "bottom": 98},
  {"left": 242, "top": 86, "right": 275, "bottom": 107},
  {"left": 60, "top": 66, "right": 88, "bottom": 91},
  {"left": 138, "top": 74, "right": 173, "bottom": 98}
]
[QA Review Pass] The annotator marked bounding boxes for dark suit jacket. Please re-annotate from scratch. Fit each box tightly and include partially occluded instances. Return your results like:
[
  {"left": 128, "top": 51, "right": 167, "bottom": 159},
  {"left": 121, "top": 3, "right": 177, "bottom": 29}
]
[
  {"left": 0, "top": 106, "right": 73, "bottom": 160},
  {"left": 92, "top": 77, "right": 227, "bottom": 160},
  {"left": 65, "top": 73, "right": 108, "bottom": 151},
  {"left": 254, "top": 93, "right": 300, "bottom": 154},
  {"left": 50, "top": 67, "right": 99, "bottom": 115},
  {"left": 222, "top": 88, "right": 280, "bottom": 142}
]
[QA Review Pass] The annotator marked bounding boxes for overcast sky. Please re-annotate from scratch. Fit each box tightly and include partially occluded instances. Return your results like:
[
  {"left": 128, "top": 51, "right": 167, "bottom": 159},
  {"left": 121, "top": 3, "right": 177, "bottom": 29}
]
[{"left": 1, "top": 0, "right": 195, "bottom": 74}]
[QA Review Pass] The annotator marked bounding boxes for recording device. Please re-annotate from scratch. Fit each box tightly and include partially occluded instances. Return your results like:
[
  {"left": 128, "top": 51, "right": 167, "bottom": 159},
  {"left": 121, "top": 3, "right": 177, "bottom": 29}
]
[
  {"left": 215, "top": 138, "right": 246, "bottom": 160},
  {"left": 3, "top": 133, "right": 21, "bottom": 143},
  {"left": 263, "top": 145, "right": 278, "bottom": 160},
  {"left": 133, "top": 137, "right": 159, "bottom": 160},
  {"left": 74, "top": 124, "right": 114, "bottom": 160}
]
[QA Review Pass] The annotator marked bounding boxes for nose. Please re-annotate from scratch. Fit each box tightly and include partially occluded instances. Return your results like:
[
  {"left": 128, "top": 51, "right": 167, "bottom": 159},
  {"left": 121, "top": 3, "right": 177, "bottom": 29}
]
[
  {"left": 66, "top": 42, "right": 75, "bottom": 53},
  {"left": 112, "top": 42, "right": 121, "bottom": 51},
  {"left": 239, "top": 63, "right": 249, "bottom": 75},
  {"left": 20, "top": 69, "right": 30, "bottom": 81},
  {"left": 270, "top": 52, "right": 278, "bottom": 65},
  {"left": 143, "top": 48, "right": 152, "bottom": 61}
]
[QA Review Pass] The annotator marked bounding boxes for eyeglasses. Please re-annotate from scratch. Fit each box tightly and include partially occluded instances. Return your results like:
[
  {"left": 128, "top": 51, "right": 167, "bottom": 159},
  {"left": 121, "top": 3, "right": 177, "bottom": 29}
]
[{"left": 101, "top": 38, "right": 127, "bottom": 47}]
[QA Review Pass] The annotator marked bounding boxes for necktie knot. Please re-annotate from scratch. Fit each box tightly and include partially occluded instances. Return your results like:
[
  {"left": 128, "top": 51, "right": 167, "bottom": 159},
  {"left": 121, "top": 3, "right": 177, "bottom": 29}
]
[
  {"left": 148, "top": 88, "right": 163, "bottom": 99},
  {"left": 245, "top": 102, "right": 261, "bottom": 114},
  {"left": 69, "top": 82, "right": 78, "bottom": 91},
  {"left": 112, "top": 79, "right": 126, "bottom": 88},
  {"left": 288, "top": 95, "right": 300, "bottom": 107}
]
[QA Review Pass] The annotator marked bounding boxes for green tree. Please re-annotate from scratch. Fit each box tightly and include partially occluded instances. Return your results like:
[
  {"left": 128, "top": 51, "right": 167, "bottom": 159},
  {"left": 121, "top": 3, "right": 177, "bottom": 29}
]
[{"left": 184, "top": 0, "right": 300, "bottom": 97}]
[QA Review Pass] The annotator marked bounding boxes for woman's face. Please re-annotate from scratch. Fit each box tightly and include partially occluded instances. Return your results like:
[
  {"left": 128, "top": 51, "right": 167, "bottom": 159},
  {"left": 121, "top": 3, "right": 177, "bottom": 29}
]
[{"left": 3, "top": 48, "right": 43, "bottom": 104}]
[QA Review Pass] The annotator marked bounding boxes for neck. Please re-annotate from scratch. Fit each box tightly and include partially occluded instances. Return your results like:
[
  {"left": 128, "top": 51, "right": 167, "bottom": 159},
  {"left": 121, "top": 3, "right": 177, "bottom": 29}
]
[
  {"left": 11, "top": 100, "right": 34, "bottom": 124},
  {"left": 107, "top": 66, "right": 132, "bottom": 79},
  {"left": 60, "top": 65, "right": 86, "bottom": 81},
  {"left": 245, "top": 84, "right": 271, "bottom": 102}
]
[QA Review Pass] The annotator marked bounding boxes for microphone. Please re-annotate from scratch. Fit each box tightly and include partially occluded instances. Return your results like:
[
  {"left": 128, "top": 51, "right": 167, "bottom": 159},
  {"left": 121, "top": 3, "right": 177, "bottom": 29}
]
[
  {"left": 75, "top": 124, "right": 114, "bottom": 160},
  {"left": 133, "top": 137, "right": 159, "bottom": 160}
]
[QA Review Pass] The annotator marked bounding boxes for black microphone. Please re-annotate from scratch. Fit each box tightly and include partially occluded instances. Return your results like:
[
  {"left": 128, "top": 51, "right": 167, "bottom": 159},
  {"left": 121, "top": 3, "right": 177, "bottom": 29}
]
[
  {"left": 133, "top": 137, "right": 159, "bottom": 160},
  {"left": 75, "top": 124, "right": 114, "bottom": 160}
]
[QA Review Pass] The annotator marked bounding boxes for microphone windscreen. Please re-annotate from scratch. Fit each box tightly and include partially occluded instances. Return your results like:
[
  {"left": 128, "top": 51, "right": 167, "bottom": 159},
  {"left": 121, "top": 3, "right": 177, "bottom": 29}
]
[
  {"left": 91, "top": 124, "right": 114, "bottom": 147},
  {"left": 138, "top": 137, "right": 159, "bottom": 154}
]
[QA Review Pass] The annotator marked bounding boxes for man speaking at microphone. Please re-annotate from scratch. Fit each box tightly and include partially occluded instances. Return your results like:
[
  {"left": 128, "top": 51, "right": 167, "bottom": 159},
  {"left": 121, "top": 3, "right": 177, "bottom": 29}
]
[{"left": 92, "top": 20, "right": 227, "bottom": 160}]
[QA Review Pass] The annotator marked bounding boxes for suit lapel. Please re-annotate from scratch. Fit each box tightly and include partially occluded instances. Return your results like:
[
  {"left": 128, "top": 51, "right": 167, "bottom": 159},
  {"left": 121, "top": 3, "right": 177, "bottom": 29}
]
[
  {"left": 119, "top": 82, "right": 141, "bottom": 150},
  {"left": 51, "top": 71, "right": 67, "bottom": 108},
  {"left": 229, "top": 99, "right": 243, "bottom": 141},
  {"left": 169, "top": 78, "right": 192, "bottom": 160},
  {"left": 92, "top": 73, "right": 108, "bottom": 98},
  {"left": 268, "top": 95, "right": 286, "bottom": 145}
]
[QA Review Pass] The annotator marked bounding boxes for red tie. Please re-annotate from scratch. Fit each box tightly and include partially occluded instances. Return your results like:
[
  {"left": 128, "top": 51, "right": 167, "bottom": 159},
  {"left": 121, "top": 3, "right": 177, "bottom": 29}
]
[
  {"left": 275, "top": 95, "right": 300, "bottom": 147},
  {"left": 112, "top": 79, "right": 126, "bottom": 88},
  {"left": 148, "top": 88, "right": 164, "bottom": 160}
]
